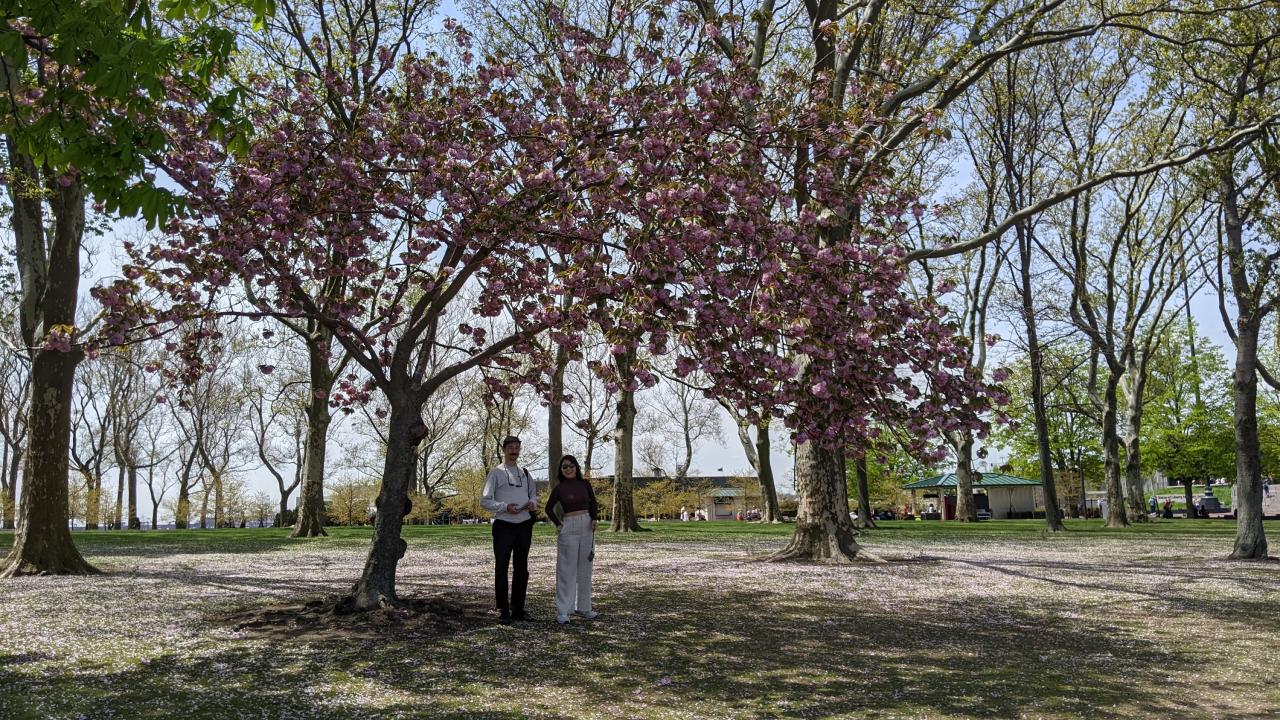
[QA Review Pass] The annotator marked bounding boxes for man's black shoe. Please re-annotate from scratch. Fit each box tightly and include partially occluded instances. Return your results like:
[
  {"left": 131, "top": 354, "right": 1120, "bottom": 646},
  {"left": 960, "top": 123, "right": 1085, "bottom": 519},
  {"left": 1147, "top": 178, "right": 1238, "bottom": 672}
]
[
  {"left": 498, "top": 609, "right": 513, "bottom": 625},
  {"left": 512, "top": 610, "right": 535, "bottom": 622}
]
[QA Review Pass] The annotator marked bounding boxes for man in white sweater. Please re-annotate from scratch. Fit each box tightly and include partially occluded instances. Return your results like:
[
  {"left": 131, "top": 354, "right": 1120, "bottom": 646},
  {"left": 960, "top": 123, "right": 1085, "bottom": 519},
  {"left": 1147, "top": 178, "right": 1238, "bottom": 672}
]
[{"left": 480, "top": 435, "right": 539, "bottom": 624}]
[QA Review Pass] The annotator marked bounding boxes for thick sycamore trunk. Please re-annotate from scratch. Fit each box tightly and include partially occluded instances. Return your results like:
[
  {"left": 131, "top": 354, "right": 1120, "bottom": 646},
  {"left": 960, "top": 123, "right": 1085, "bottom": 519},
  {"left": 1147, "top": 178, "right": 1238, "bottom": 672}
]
[
  {"left": 771, "top": 441, "right": 880, "bottom": 563},
  {"left": 345, "top": 399, "right": 418, "bottom": 610},
  {"left": 1230, "top": 319, "right": 1268, "bottom": 559},
  {"left": 0, "top": 162, "right": 95, "bottom": 575},
  {"left": 0, "top": 347, "right": 96, "bottom": 575},
  {"left": 952, "top": 432, "right": 977, "bottom": 522}
]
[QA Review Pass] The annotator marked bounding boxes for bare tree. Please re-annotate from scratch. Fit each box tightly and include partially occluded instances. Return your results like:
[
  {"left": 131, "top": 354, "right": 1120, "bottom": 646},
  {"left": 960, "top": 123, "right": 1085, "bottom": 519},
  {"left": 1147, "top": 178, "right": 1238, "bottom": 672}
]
[
  {"left": 70, "top": 361, "right": 113, "bottom": 531},
  {"left": 640, "top": 369, "right": 725, "bottom": 483},
  {"left": 246, "top": 362, "right": 307, "bottom": 527},
  {"left": 564, "top": 347, "right": 616, "bottom": 478},
  {"left": 0, "top": 348, "right": 29, "bottom": 530}
]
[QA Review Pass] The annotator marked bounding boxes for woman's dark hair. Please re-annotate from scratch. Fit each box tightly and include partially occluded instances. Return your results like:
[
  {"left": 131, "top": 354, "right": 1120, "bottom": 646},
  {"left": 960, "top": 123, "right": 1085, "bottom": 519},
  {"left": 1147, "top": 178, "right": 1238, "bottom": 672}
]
[{"left": 557, "top": 454, "right": 583, "bottom": 484}]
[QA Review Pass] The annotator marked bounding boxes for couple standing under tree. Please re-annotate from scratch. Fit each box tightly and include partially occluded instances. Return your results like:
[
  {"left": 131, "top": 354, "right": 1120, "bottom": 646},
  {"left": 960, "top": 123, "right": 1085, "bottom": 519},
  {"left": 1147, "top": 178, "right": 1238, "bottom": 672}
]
[{"left": 480, "top": 436, "right": 599, "bottom": 625}]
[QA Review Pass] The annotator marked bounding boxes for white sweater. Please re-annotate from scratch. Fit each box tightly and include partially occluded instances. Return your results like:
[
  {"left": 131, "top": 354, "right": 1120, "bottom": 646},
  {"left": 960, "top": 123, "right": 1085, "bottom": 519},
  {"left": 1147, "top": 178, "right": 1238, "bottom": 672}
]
[{"left": 481, "top": 463, "right": 539, "bottom": 523}]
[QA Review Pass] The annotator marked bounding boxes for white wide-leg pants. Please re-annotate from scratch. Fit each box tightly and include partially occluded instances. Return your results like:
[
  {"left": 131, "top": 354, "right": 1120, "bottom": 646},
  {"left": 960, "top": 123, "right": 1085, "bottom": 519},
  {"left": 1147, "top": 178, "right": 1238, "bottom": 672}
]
[{"left": 555, "top": 513, "right": 594, "bottom": 619}]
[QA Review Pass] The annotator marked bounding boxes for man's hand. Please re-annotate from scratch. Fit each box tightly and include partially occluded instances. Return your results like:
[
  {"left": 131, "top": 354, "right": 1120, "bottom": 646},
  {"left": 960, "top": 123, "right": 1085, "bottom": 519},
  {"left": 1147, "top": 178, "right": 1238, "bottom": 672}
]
[
  {"left": 524, "top": 500, "right": 537, "bottom": 511},
  {"left": 505, "top": 503, "right": 520, "bottom": 514}
]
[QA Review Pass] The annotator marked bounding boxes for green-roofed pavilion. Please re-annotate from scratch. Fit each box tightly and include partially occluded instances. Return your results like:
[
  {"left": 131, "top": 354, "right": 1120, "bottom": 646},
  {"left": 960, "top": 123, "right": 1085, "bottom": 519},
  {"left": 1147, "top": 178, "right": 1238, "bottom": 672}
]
[
  {"left": 901, "top": 472, "right": 1044, "bottom": 520},
  {"left": 901, "top": 472, "right": 1042, "bottom": 490}
]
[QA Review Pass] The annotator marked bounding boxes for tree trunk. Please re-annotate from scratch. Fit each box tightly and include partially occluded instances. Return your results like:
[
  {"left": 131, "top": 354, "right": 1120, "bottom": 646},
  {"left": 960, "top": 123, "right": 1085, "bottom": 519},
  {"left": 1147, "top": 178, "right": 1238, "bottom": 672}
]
[
  {"left": 1183, "top": 478, "right": 1194, "bottom": 520},
  {"left": 85, "top": 476, "right": 100, "bottom": 531},
  {"left": 583, "top": 432, "right": 596, "bottom": 478},
  {"left": 199, "top": 485, "right": 209, "bottom": 529},
  {"left": 1121, "top": 425, "right": 1148, "bottom": 523},
  {"left": 770, "top": 441, "right": 880, "bottom": 563},
  {"left": 126, "top": 464, "right": 140, "bottom": 530},
  {"left": 213, "top": 473, "right": 224, "bottom": 528},
  {"left": 610, "top": 384, "right": 644, "bottom": 532},
  {"left": 1121, "top": 365, "right": 1149, "bottom": 522},
  {"left": 0, "top": 158, "right": 96, "bottom": 576},
  {"left": 113, "top": 465, "right": 125, "bottom": 530},
  {"left": 951, "top": 431, "right": 978, "bottom": 522},
  {"left": 345, "top": 397, "right": 418, "bottom": 610},
  {"left": 176, "top": 483, "right": 190, "bottom": 529},
  {"left": 755, "top": 420, "right": 782, "bottom": 523},
  {"left": 1, "top": 443, "right": 15, "bottom": 530},
  {"left": 3, "top": 445, "right": 18, "bottom": 530},
  {"left": 1101, "top": 371, "right": 1129, "bottom": 528},
  {"left": 0, "top": 349, "right": 95, "bottom": 575},
  {"left": 1221, "top": 156, "right": 1268, "bottom": 559},
  {"left": 293, "top": 365, "right": 332, "bottom": 537},
  {"left": 1229, "top": 317, "right": 1267, "bottom": 558},
  {"left": 853, "top": 455, "right": 876, "bottom": 530},
  {"left": 548, "top": 340, "right": 568, "bottom": 490},
  {"left": 1019, "top": 222, "right": 1065, "bottom": 531}
]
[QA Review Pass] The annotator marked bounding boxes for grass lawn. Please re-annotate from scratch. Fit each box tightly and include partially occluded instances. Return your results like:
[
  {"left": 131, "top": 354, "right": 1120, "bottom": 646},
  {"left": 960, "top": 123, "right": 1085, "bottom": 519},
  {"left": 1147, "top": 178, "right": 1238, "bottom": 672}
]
[{"left": 1, "top": 519, "right": 1278, "bottom": 719}]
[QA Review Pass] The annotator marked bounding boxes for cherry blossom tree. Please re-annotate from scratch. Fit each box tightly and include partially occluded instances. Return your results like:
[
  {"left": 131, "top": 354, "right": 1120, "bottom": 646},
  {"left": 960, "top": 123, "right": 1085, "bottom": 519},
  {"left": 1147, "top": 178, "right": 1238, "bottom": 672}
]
[{"left": 103, "top": 12, "right": 812, "bottom": 607}]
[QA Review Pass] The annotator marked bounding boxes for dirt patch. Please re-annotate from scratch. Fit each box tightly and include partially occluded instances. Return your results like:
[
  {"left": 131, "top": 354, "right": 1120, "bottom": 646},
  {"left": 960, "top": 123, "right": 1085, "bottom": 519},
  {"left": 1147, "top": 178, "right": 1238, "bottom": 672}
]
[{"left": 216, "top": 593, "right": 495, "bottom": 643}]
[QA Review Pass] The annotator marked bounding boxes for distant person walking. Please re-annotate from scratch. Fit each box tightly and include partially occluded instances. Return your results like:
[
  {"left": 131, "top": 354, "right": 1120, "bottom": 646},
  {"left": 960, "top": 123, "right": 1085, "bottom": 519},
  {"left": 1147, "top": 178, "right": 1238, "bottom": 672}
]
[
  {"left": 481, "top": 435, "right": 539, "bottom": 624},
  {"left": 544, "top": 455, "right": 598, "bottom": 625}
]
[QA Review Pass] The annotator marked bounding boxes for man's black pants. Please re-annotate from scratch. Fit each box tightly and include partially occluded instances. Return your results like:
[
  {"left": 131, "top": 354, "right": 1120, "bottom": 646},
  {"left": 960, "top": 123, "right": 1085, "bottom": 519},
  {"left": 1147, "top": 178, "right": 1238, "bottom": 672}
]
[{"left": 492, "top": 518, "right": 534, "bottom": 612}]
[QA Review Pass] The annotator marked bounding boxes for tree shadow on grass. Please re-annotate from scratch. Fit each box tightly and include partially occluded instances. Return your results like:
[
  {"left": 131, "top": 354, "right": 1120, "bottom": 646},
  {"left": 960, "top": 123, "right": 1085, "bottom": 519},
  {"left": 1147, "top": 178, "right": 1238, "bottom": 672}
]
[
  {"left": 3, "top": 581, "right": 1250, "bottom": 720},
  {"left": 943, "top": 557, "right": 1280, "bottom": 623}
]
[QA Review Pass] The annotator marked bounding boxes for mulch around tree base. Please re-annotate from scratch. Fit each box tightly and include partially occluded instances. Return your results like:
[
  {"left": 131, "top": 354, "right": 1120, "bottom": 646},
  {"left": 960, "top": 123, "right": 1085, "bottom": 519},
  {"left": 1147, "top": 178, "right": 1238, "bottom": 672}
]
[{"left": 217, "top": 593, "right": 495, "bottom": 643}]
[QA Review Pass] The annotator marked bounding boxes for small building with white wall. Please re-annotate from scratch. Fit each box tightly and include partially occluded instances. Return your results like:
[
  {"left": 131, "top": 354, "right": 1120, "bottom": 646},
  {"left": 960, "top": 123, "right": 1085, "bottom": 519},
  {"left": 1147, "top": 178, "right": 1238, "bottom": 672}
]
[{"left": 901, "top": 472, "right": 1043, "bottom": 520}]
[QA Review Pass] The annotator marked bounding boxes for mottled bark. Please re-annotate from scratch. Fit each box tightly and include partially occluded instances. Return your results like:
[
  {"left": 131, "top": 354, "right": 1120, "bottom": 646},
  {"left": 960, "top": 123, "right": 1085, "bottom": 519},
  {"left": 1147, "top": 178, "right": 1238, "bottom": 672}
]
[
  {"left": 1230, "top": 317, "right": 1267, "bottom": 557},
  {"left": 770, "top": 441, "right": 880, "bottom": 563},
  {"left": 1222, "top": 159, "right": 1268, "bottom": 558},
  {"left": 0, "top": 345, "right": 96, "bottom": 575},
  {"left": 951, "top": 431, "right": 977, "bottom": 522},
  {"left": 725, "top": 406, "right": 781, "bottom": 522},
  {"left": 0, "top": 150, "right": 96, "bottom": 575},
  {"left": 1101, "top": 372, "right": 1129, "bottom": 528}
]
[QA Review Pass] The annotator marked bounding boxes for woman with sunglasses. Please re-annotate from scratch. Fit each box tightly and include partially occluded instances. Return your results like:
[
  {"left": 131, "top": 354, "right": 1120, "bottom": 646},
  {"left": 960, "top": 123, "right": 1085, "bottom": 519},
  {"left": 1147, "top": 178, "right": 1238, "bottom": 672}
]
[{"left": 544, "top": 454, "right": 599, "bottom": 624}]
